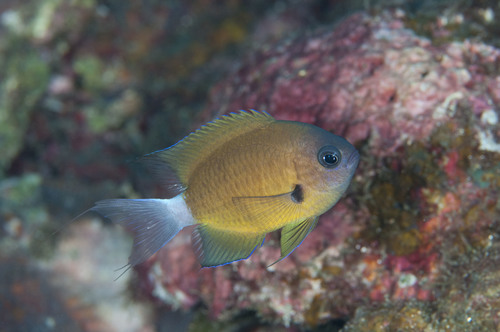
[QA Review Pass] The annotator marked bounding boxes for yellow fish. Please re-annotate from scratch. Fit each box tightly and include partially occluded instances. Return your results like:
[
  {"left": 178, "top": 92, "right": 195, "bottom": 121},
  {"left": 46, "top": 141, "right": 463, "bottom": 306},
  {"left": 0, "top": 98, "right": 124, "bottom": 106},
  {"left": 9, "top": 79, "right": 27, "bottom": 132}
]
[{"left": 91, "top": 110, "right": 359, "bottom": 267}]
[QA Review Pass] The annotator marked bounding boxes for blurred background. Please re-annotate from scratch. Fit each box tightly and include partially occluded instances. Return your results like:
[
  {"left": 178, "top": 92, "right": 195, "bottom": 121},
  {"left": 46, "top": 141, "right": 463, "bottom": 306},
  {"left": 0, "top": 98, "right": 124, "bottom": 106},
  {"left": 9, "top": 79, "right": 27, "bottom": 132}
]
[{"left": 1, "top": 0, "right": 500, "bottom": 331}]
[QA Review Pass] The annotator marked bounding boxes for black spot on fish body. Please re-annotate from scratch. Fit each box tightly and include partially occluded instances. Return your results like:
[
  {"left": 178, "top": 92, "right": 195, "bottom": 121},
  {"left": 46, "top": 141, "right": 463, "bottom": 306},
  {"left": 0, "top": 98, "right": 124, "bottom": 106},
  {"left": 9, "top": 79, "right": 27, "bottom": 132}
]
[{"left": 291, "top": 184, "right": 304, "bottom": 203}]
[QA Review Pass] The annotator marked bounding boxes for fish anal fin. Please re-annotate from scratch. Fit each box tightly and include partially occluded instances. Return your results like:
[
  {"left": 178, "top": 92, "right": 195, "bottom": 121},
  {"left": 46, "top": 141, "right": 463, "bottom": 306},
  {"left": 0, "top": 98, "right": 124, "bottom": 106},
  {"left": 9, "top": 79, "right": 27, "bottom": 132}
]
[
  {"left": 269, "top": 216, "right": 319, "bottom": 266},
  {"left": 192, "top": 225, "right": 265, "bottom": 267}
]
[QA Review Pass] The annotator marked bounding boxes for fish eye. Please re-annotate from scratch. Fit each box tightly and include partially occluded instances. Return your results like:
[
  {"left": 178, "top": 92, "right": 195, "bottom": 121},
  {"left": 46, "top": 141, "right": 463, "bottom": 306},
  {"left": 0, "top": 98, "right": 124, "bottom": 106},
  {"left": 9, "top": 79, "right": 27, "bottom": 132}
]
[{"left": 318, "top": 146, "right": 341, "bottom": 168}]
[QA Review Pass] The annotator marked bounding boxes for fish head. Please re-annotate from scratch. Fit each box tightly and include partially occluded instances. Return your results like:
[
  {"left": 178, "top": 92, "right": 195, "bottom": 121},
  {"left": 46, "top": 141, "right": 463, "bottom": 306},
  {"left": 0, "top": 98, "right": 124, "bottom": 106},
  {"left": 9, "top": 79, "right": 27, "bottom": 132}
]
[
  {"left": 287, "top": 122, "right": 360, "bottom": 215},
  {"left": 314, "top": 132, "right": 359, "bottom": 192}
]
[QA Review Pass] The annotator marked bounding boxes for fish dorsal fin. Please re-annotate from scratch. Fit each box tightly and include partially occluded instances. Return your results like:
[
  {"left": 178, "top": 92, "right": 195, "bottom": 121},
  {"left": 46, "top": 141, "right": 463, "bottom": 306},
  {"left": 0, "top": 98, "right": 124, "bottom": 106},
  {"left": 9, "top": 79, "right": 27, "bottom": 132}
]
[
  {"left": 146, "top": 110, "right": 275, "bottom": 185},
  {"left": 232, "top": 185, "right": 304, "bottom": 230},
  {"left": 140, "top": 156, "right": 186, "bottom": 198},
  {"left": 270, "top": 216, "right": 319, "bottom": 266}
]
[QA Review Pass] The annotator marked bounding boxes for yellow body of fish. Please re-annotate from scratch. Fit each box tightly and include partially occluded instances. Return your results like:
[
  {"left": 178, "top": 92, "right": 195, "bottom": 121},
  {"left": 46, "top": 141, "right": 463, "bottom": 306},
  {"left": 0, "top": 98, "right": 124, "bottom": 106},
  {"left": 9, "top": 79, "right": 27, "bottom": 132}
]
[{"left": 92, "top": 110, "right": 359, "bottom": 267}]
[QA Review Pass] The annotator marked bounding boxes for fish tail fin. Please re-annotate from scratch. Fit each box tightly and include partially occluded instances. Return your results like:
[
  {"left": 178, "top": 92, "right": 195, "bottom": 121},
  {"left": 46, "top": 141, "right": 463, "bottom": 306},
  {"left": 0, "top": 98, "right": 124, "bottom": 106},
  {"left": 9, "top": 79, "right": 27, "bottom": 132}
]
[{"left": 90, "top": 195, "right": 195, "bottom": 266}]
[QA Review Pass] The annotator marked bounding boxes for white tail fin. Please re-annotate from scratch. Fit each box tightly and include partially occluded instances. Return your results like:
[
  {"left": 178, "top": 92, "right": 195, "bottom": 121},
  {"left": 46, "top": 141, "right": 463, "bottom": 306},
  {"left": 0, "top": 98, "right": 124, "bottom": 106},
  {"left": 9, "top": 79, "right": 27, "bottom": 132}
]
[{"left": 91, "top": 195, "right": 195, "bottom": 266}]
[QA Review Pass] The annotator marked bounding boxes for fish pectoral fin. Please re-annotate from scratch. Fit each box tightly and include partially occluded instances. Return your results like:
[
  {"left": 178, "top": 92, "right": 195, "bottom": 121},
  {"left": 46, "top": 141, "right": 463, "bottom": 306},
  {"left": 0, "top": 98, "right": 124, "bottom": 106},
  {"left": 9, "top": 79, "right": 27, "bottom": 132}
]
[
  {"left": 232, "top": 185, "right": 304, "bottom": 228},
  {"left": 269, "top": 216, "right": 319, "bottom": 266},
  {"left": 192, "top": 225, "right": 265, "bottom": 267}
]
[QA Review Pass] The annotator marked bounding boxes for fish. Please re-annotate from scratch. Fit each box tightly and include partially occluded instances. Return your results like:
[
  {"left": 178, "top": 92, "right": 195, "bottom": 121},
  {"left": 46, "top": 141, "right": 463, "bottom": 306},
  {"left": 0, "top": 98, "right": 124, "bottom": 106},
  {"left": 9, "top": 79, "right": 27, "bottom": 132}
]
[{"left": 90, "top": 110, "right": 359, "bottom": 268}]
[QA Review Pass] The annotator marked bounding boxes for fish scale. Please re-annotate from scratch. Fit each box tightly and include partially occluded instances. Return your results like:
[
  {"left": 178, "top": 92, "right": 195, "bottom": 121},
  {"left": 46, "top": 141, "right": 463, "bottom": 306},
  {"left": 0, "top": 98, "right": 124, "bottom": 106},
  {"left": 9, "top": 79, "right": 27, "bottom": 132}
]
[{"left": 89, "top": 110, "right": 359, "bottom": 268}]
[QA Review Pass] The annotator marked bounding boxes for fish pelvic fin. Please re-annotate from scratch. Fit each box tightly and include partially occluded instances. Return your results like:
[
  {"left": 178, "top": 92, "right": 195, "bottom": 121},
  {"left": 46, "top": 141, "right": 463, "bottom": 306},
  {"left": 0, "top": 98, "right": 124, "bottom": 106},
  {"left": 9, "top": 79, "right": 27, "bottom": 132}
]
[
  {"left": 269, "top": 216, "right": 319, "bottom": 267},
  {"left": 192, "top": 225, "right": 265, "bottom": 267},
  {"left": 91, "top": 195, "right": 195, "bottom": 266}
]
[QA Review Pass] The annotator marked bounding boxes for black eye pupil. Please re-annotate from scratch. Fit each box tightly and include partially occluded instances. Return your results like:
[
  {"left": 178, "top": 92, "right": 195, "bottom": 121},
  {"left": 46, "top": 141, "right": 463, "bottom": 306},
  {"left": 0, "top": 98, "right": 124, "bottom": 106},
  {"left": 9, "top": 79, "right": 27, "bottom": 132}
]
[
  {"left": 318, "top": 145, "right": 342, "bottom": 168},
  {"left": 323, "top": 154, "right": 337, "bottom": 164}
]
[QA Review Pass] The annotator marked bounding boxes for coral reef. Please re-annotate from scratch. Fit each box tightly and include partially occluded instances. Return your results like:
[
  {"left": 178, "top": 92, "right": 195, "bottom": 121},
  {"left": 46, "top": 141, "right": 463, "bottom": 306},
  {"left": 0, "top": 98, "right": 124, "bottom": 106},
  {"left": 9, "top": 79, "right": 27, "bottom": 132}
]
[
  {"left": 0, "top": 218, "right": 155, "bottom": 332},
  {"left": 0, "top": 31, "right": 49, "bottom": 176},
  {"left": 0, "top": 0, "right": 324, "bottom": 330},
  {"left": 343, "top": 240, "right": 500, "bottom": 331},
  {"left": 2, "top": 0, "right": 500, "bottom": 330},
  {"left": 136, "top": 9, "right": 500, "bottom": 329},
  {"left": 0, "top": 253, "right": 86, "bottom": 332}
]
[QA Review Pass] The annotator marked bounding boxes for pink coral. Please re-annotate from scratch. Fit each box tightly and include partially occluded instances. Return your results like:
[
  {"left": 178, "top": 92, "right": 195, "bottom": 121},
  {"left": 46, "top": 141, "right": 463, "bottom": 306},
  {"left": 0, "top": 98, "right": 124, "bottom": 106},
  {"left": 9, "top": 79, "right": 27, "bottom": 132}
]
[
  {"left": 205, "top": 13, "right": 499, "bottom": 157},
  {"left": 135, "top": 10, "right": 500, "bottom": 327}
]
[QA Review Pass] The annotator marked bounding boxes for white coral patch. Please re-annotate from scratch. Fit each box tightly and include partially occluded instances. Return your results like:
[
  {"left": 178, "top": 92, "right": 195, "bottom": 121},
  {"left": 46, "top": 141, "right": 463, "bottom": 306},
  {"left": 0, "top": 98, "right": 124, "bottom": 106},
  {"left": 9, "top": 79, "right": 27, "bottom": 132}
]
[
  {"left": 481, "top": 109, "right": 498, "bottom": 125},
  {"left": 478, "top": 130, "right": 500, "bottom": 153}
]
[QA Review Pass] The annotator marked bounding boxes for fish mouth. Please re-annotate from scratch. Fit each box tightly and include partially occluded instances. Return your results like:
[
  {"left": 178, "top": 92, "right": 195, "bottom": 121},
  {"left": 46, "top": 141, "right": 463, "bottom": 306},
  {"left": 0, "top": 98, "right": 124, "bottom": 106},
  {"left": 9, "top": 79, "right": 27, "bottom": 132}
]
[{"left": 347, "top": 150, "right": 360, "bottom": 168}]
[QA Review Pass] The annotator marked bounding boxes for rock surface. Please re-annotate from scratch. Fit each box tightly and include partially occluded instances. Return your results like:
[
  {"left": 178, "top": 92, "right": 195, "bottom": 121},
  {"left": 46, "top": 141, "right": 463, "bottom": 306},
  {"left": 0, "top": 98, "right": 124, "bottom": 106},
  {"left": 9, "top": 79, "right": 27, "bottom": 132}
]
[
  {"left": 2, "top": 0, "right": 500, "bottom": 330},
  {"left": 138, "top": 10, "right": 500, "bottom": 329}
]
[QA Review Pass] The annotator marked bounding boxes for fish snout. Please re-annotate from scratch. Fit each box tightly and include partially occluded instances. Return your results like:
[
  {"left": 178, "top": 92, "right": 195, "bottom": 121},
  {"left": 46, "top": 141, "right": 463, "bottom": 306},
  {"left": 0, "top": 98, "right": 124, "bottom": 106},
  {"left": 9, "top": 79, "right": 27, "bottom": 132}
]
[{"left": 346, "top": 149, "right": 360, "bottom": 168}]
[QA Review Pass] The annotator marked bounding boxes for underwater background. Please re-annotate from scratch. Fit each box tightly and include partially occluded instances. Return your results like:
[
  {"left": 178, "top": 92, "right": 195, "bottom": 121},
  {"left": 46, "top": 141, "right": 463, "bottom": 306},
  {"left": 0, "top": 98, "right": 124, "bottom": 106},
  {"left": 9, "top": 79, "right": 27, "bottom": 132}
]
[{"left": 1, "top": 0, "right": 500, "bottom": 331}]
